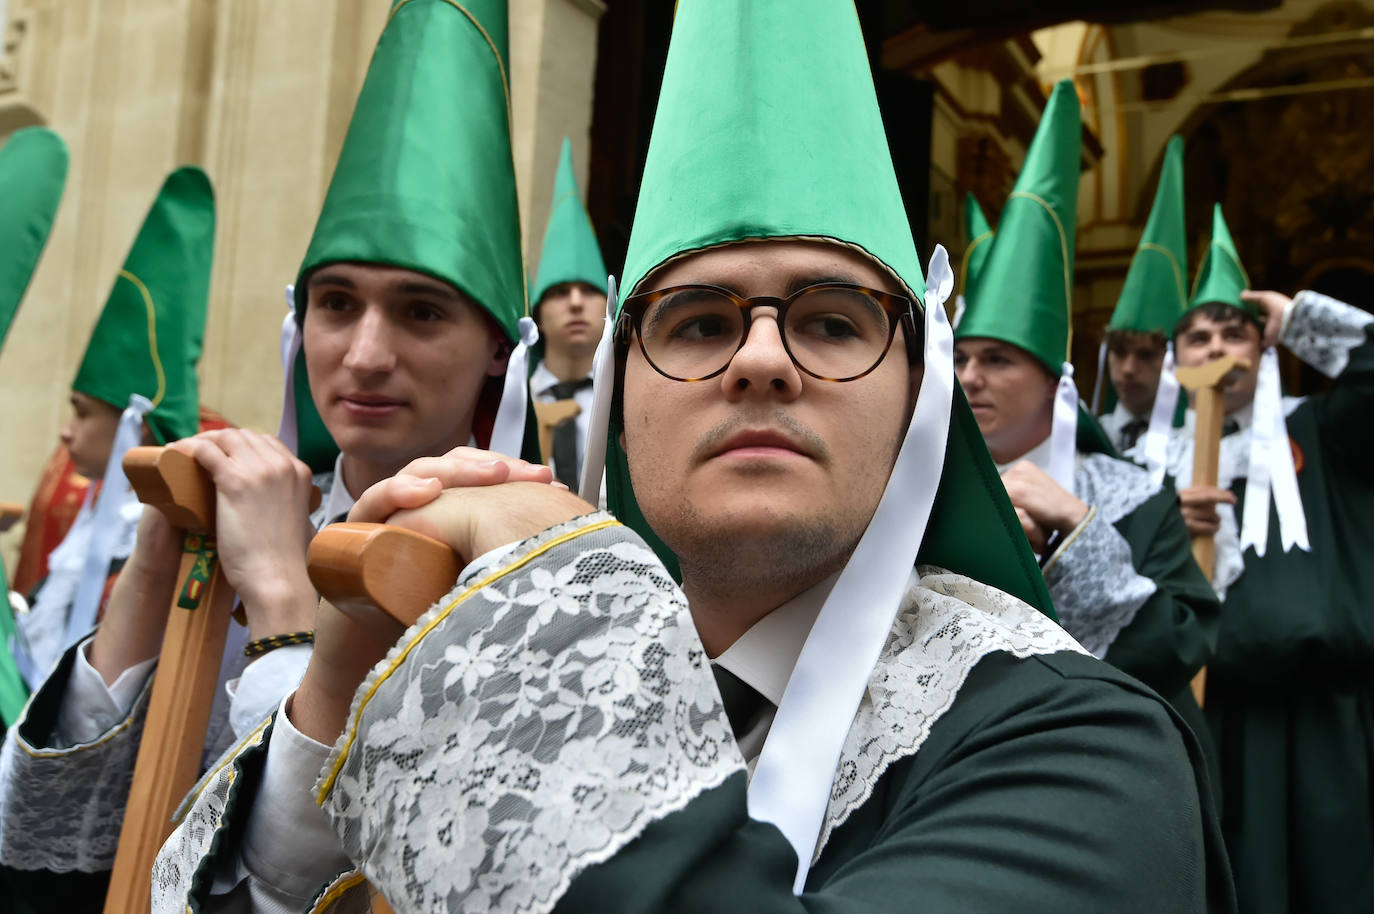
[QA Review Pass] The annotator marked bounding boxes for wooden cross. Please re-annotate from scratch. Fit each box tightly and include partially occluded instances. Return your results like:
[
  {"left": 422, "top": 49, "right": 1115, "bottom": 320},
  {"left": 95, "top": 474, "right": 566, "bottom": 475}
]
[
  {"left": 1175, "top": 353, "right": 1251, "bottom": 708},
  {"left": 0, "top": 502, "right": 23, "bottom": 534},
  {"left": 103, "top": 447, "right": 319, "bottom": 914},
  {"left": 532, "top": 400, "right": 581, "bottom": 470}
]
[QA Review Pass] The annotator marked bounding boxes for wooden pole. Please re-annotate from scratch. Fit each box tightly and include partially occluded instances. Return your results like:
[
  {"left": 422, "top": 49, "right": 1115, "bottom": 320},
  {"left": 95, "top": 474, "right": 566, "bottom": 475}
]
[
  {"left": 532, "top": 400, "right": 581, "bottom": 469},
  {"left": 1175, "top": 354, "right": 1251, "bottom": 708},
  {"left": 103, "top": 447, "right": 320, "bottom": 914},
  {"left": 0, "top": 502, "right": 23, "bottom": 533}
]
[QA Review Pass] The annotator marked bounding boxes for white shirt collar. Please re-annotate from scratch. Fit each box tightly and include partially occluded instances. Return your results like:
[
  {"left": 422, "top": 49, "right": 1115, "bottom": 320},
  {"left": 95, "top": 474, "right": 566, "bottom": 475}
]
[
  {"left": 1111, "top": 400, "right": 1146, "bottom": 426},
  {"left": 530, "top": 359, "right": 562, "bottom": 397},
  {"left": 995, "top": 434, "right": 1054, "bottom": 475},
  {"left": 1181, "top": 400, "right": 1253, "bottom": 436},
  {"left": 323, "top": 452, "right": 359, "bottom": 523},
  {"left": 712, "top": 571, "right": 839, "bottom": 708}
]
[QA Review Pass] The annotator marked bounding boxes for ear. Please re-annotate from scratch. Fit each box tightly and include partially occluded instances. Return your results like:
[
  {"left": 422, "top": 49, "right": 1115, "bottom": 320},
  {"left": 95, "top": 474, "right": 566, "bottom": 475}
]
[{"left": 486, "top": 335, "right": 512, "bottom": 378}]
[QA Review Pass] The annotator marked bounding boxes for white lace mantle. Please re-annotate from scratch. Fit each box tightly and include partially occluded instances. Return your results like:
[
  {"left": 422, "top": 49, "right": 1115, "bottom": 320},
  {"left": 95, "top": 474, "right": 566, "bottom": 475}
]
[
  {"left": 319, "top": 516, "right": 743, "bottom": 914},
  {"left": 814, "top": 566, "right": 1087, "bottom": 858}
]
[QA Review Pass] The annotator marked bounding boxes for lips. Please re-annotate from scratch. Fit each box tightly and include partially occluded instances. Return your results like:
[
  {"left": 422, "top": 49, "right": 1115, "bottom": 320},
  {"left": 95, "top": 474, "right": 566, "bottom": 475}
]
[
  {"left": 711, "top": 428, "right": 810, "bottom": 460},
  {"left": 338, "top": 393, "right": 406, "bottom": 418}
]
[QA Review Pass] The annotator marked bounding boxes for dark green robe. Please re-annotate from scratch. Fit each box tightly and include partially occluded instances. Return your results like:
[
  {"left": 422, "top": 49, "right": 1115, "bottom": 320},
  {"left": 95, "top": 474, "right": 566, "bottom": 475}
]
[{"left": 1202, "top": 297, "right": 1374, "bottom": 914}]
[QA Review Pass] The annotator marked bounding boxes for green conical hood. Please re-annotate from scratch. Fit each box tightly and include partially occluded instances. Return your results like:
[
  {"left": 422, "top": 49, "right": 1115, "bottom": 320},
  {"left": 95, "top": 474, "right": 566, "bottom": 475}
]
[
  {"left": 1188, "top": 204, "right": 1257, "bottom": 321},
  {"left": 959, "top": 193, "right": 994, "bottom": 296},
  {"left": 0, "top": 128, "right": 68, "bottom": 350},
  {"left": 532, "top": 138, "right": 608, "bottom": 308},
  {"left": 291, "top": 0, "right": 529, "bottom": 471},
  {"left": 72, "top": 167, "right": 214, "bottom": 444},
  {"left": 957, "top": 79, "right": 1081, "bottom": 373},
  {"left": 606, "top": 0, "right": 1053, "bottom": 617},
  {"left": 1110, "top": 135, "right": 1187, "bottom": 334}
]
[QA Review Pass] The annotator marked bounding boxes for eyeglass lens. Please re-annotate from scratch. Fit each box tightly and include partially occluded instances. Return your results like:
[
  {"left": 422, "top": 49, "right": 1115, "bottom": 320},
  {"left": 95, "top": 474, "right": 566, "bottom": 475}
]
[{"left": 639, "top": 286, "right": 895, "bottom": 381}]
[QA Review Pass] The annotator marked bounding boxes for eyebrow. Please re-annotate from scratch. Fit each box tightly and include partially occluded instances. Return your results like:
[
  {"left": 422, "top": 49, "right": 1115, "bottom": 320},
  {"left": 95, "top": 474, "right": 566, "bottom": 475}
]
[
  {"left": 783, "top": 273, "right": 866, "bottom": 296},
  {"left": 308, "top": 272, "right": 460, "bottom": 302}
]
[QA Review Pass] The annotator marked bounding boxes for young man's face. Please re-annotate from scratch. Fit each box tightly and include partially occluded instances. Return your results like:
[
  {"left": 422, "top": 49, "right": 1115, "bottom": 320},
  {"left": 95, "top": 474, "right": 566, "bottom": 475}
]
[
  {"left": 1174, "top": 311, "right": 1261, "bottom": 415},
  {"left": 60, "top": 391, "right": 123, "bottom": 479},
  {"left": 303, "top": 263, "right": 508, "bottom": 472},
  {"left": 621, "top": 240, "right": 919, "bottom": 593},
  {"left": 954, "top": 338, "right": 1057, "bottom": 464},
  {"left": 536, "top": 281, "right": 606, "bottom": 362},
  {"left": 1106, "top": 332, "right": 1167, "bottom": 417}
]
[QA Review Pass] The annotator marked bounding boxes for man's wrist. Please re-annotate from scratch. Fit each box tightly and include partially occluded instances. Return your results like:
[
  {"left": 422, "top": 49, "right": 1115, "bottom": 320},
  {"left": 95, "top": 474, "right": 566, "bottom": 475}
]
[
  {"left": 240, "top": 573, "right": 320, "bottom": 641},
  {"left": 1057, "top": 498, "right": 1091, "bottom": 535}
]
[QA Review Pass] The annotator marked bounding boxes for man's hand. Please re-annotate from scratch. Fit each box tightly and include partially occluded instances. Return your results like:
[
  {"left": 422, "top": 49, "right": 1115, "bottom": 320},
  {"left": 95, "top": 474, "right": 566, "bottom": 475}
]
[
  {"left": 169, "top": 430, "right": 319, "bottom": 641},
  {"left": 1000, "top": 461, "right": 1090, "bottom": 553},
  {"left": 1177, "top": 485, "right": 1237, "bottom": 538},
  {"left": 1241, "top": 289, "right": 1292, "bottom": 350},
  {"left": 87, "top": 506, "right": 184, "bottom": 684},
  {"left": 291, "top": 454, "right": 589, "bottom": 746}
]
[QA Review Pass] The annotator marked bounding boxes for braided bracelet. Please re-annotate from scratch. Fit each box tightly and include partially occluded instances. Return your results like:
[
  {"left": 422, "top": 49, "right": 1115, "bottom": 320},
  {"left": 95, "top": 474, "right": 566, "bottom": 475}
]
[{"left": 244, "top": 630, "right": 315, "bottom": 657}]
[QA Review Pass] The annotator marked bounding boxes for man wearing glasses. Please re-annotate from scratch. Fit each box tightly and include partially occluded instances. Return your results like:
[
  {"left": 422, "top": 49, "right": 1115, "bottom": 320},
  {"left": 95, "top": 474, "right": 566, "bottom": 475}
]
[{"left": 157, "top": 3, "right": 1234, "bottom": 911}]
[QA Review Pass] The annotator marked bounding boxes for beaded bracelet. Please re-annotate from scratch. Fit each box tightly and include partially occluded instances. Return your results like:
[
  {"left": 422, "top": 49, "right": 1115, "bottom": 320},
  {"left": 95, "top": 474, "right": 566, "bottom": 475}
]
[{"left": 244, "top": 630, "right": 315, "bottom": 658}]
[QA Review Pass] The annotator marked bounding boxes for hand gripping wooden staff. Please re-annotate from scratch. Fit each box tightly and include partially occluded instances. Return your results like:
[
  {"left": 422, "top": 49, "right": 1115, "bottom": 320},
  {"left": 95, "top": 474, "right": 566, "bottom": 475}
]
[
  {"left": 307, "top": 522, "right": 462, "bottom": 914},
  {"left": 1175, "top": 354, "right": 1251, "bottom": 708},
  {"left": 103, "top": 447, "right": 319, "bottom": 914}
]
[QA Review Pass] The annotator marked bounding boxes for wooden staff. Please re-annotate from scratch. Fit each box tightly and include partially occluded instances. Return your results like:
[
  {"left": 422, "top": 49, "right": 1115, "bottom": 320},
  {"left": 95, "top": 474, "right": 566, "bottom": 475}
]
[
  {"left": 0, "top": 502, "right": 23, "bottom": 533},
  {"left": 307, "top": 523, "right": 460, "bottom": 914},
  {"left": 1175, "top": 354, "right": 1251, "bottom": 708},
  {"left": 103, "top": 447, "right": 319, "bottom": 914},
  {"left": 533, "top": 400, "right": 581, "bottom": 469}
]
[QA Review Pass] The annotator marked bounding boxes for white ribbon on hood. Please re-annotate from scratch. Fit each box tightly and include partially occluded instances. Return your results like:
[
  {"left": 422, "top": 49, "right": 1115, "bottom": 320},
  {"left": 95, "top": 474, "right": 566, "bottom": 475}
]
[
  {"left": 276, "top": 284, "right": 302, "bottom": 455},
  {"left": 578, "top": 278, "right": 617, "bottom": 502},
  {"left": 1047, "top": 361, "right": 1078, "bottom": 493},
  {"left": 1141, "top": 342, "right": 1179, "bottom": 486},
  {"left": 749, "top": 246, "right": 955, "bottom": 893},
  {"left": 1240, "top": 347, "right": 1309, "bottom": 556},
  {"left": 488, "top": 316, "right": 539, "bottom": 459},
  {"left": 62, "top": 393, "right": 153, "bottom": 652}
]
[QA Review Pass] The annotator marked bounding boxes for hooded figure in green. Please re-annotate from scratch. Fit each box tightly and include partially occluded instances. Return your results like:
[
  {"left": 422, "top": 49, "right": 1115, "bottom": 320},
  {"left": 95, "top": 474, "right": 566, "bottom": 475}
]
[
  {"left": 956, "top": 80, "right": 1085, "bottom": 493},
  {"left": 1098, "top": 135, "right": 1189, "bottom": 476},
  {"left": 14, "top": 166, "right": 213, "bottom": 687},
  {"left": 277, "top": 0, "right": 538, "bottom": 474},
  {"left": 0, "top": 126, "right": 69, "bottom": 726},
  {"left": 953, "top": 192, "right": 993, "bottom": 328}
]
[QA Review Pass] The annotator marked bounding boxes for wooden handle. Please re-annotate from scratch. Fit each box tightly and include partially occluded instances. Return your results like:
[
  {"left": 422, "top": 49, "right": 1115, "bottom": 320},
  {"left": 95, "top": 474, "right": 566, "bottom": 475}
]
[
  {"left": 308, "top": 523, "right": 462, "bottom": 628},
  {"left": 103, "top": 555, "right": 234, "bottom": 914},
  {"left": 533, "top": 399, "right": 582, "bottom": 468},
  {"left": 0, "top": 501, "right": 22, "bottom": 533},
  {"left": 123, "top": 446, "right": 217, "bottom": 532}
]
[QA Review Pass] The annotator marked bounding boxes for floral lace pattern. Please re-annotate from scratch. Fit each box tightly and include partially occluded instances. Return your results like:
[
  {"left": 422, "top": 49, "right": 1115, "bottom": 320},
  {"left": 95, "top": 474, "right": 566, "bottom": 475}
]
[
  {"left": 321, "top": 515, "right": 742, "bottom": 914},
  {"left": 1282, "top": 290, "right": 1373, "bottom": 379},
  {"left": 815, "top": 567, "right": 1087, "bottom": 857},
  {"left": 151, "top": 719, "right": 272, "bottom": 913},
  {"left": 0, "top": 671, "right": 153, "bottom": 872},
  {"left": 1040, "top": 453, "right": 1160, "bottom": 657}
]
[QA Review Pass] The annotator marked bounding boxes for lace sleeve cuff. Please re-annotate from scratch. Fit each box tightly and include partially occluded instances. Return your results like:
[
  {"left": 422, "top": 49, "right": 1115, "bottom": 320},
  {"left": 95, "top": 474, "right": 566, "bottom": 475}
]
[
  {"left": 319, "top": 515, "right": 744, "bottom": 914},
  {"left": 1043, "top": 508, "right": 1156, "bottom": 658},
  {"left": 1280, "top": 290, "right": 1374, "bottom": 379}
]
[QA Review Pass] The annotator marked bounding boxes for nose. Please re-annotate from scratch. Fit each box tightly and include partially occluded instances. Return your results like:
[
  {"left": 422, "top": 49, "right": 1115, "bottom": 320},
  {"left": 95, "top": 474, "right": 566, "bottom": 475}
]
[
  {"left": 568, "top": 286, "right": 584, "bottom": 313},
  {"left": 59, "top": 418, "right": 74, "bottom": 446},
  {"left": 719, "top": 309, "right": 802, "bottom": 400},
  {"left": 1203, "top": 332, "right": 1226, "bottom": 361},
  {"left": 956, "top": 358, "right": 982, "bottom": 392},
  {"left": 341, "top": 306, "right": 398, "bottom": 375}
]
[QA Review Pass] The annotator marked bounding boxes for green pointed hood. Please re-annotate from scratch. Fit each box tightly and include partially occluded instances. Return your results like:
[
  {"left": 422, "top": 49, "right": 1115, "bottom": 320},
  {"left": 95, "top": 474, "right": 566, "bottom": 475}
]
[
  {"left": 0, "top": 128, "right": 68, "bottom": 350},
  {"left": 606, "top": 0, "right": 1053, "bottom": 617},
  {"left": 1188, "top": 204, "right": 1257, "bottom": 321},
  {"left": 1110, "top": 135, "right": 1188, "bottom": 334},
  {"left": 71, "top": 167, "right": 214, "bottom": 444},
  {"left": 290, "top": 0, "right": 531, "bottom": 471},
  {"left": 959, "top": 192, "right": 994, "bottom": 296},
  {"left": 957, "top": 79, "right": 1081, "bottom": 373},
  {"left": 532, "top": 137, "right": 608, "bottom": 308}
]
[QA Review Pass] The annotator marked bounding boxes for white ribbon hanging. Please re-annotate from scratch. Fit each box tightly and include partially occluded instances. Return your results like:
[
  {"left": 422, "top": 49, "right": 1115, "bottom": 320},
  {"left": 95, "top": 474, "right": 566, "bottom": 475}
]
[
  {"left": 1047, "top": 361, "right": 1078, "bottom": 493},
  {"left": 488, "top": 316, "right": 539, "bottom": 458},
  {"left": 951, "top": 293, "right": 967, "bottom": 331},
  {"left": 1141, "top": 342, "right": 1179, "bottom": 486},
  {"left": 63, "top": 393, "right": 154, "bottom": 651},
  {"left": 749, "top": 246, "right": 956, "bottom": 894},
  {"left": 1240, "top": 348, "right": 1309, "bottom": 556},
  {"left": 578, "top": 277, "right": 618, "bottom": 502},
  {"left": 1089, "top": 338, "right": 1108, "bottom": 416},
  {"left": 276, "top": 284, "right": 302, "bottom": 454}
]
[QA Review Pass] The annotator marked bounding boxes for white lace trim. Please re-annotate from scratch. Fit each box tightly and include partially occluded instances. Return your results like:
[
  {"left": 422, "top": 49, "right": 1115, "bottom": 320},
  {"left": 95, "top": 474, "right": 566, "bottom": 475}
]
[
  {"left": 1282, "top": 290, "right": 1373, "bottom": 379},
  {"left": 814, "top": 567, "right": 1087, "bottom": 857},
  {"left": 320, "top": 515, "right": 743, "bottom": 914},
  {"left": 150, "top": 717, "right": 272, "bottom": 913}
]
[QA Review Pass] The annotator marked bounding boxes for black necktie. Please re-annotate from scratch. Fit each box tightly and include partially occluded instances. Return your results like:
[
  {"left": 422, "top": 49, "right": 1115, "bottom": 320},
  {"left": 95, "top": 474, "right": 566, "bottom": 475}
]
[
  {"left": 548, "top": 378, "right": 593, "bottom": 488},
  {"left": 1120, "top": 418, "right": 1148, "bottom": 450},
  {"left": 1222, "top": 418, "right": 1241, "bottom": 437},
  {"left": 712, "top": 666, "right": 767, "bottom": 738}
]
